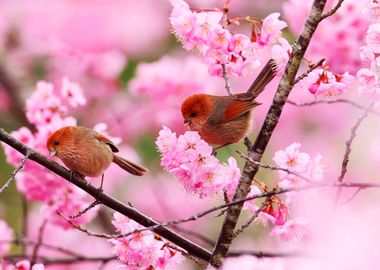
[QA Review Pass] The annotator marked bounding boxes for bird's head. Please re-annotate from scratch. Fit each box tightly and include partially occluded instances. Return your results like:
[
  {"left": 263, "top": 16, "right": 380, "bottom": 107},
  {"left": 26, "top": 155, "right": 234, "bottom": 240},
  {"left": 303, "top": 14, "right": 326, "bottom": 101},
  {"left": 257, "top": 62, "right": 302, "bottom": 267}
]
[
  {"left": 46, "top": 126, "right": 74, "bottom": 158},
  {"left": 181, "top": 94, "right": 212, "bottom": 129}
]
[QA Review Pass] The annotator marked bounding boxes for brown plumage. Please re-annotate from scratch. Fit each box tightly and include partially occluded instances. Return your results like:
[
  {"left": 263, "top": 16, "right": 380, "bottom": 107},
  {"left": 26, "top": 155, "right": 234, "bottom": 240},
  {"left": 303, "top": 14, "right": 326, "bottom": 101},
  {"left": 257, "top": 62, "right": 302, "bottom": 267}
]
[
  {"left": 181, "top": 59, "right": 278, "bottom": 148},
  {"left": 46, "top": 126, "right": 148, "bottom": 177}
]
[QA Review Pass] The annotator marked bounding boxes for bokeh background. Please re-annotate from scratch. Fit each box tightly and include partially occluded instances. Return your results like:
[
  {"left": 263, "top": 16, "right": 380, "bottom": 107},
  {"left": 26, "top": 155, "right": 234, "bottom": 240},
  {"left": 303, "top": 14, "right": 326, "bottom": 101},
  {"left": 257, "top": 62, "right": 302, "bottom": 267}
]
[{"left": 0, "top": 0, "right": 379, "bottom": 269}]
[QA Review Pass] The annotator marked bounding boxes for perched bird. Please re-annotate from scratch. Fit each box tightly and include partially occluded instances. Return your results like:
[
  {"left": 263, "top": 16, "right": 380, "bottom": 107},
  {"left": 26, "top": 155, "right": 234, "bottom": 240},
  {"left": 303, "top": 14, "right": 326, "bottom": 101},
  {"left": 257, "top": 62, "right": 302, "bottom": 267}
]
[
  {"left": 181, "top": 59, "right": 277, "bottom": 149},
  {"left": 46, "top": 126, "right": 148, "bottom": 180}
]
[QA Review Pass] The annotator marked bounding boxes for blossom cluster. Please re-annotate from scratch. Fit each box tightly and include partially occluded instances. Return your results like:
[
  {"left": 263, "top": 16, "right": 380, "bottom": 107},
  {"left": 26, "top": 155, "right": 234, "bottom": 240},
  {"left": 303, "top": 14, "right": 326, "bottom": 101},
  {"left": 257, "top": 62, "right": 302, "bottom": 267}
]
[
  {"left": 243, "top": 143, "right": 322, "bottom": 243},
  {"left": 284, "top": 0, "right": 369, "bottom": 74},
  {"left": 170, "top": 0, "right": 287, "bottom": 77},
  {"left": 156, "top": 126, "right": 240, "bottom": 199},
  {"left": 109, "top": 213, "right": 184, "bottom": 269},
  {"left": 301, "top": 65, "right": 354, "bottom": 99},
  {"left": 10, "top": 261, "right": 45, "bottom": 270},
  {"left": 1, "top": 80, "right": 97, "bottom": 229},
  {"left": 357, "top": 0, "right": 380, "bottom": 100},
  {"left": 273, "top": 142, "right": 324, "bottom": 190}
]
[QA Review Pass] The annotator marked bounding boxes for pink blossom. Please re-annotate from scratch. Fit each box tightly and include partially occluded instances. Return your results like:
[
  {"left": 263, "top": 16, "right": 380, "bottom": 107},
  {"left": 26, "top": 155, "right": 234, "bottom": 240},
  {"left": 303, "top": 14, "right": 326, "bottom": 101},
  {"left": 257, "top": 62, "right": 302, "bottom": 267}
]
[
  {"left": 43, "top": 189, "right": 98, "bottom": 229},
  {"left": 61, "top": 77, "right": 86, "bottom": 107},
  {"left": 302, "top": 68, "right": 354, "bottom": 99},
  {"left": 271, "top": 38, "right": 291, "bottom": 74},
  {"left": 273, "top": 143, "right": 324, "bottom": 195},
  {"left": 260, "top": 13, "right": 288, "bottom": 46},
  {"left": 109, "top": 213, "right": 184, "bottom": 269},
  {"left": 169, "top": 1, "right": 287, "bottom": 77},
  {"left": 25, "top": 81, "right": 67, "bottom": 126},
  {"left": 273, "top": 143, "right": 310, "bottom": 174},
  {"left": 362, "top": 0, "right": 380, "bottom": 23},
  {"left": 270, "top": 218, "right": 308, "bottom": 242},
  {"left": 156, "top": 126, "right": 240, "bottom": 198},
  {"left": 0, "top": 220, "right": 13, "bottom": 256},
  {"left": 366, "top": 23, "right": 380, "bottom": 53},
  {"left": 2, "top": 127, "right": 35, "bottom": 166},
  {"left": 15, "top": 261, "right": 45, "bottom": 270}
]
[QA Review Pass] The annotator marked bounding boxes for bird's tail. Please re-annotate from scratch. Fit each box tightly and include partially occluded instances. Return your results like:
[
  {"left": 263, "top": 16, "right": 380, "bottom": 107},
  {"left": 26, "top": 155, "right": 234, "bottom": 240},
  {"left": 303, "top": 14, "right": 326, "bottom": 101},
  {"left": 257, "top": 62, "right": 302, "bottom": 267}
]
[
  {"left": 247, "top": 59, "right": 278, "bottom": 98},
  {"left": 113, "top": 155, "right": 148, "bottom": 176}
]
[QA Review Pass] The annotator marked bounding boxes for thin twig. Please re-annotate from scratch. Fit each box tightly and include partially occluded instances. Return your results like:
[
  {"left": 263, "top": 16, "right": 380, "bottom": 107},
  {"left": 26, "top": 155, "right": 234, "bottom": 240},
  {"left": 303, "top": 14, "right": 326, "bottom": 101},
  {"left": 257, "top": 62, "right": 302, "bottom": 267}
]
[
  {"left": 171, "top": 226, "right": 216, "bottom": 246},
  {"left": 294, "top": 58, "right": 325, "bottom": 84},
  {"left": 221, "top": 2, "right": 232, "bottom": 96},
  {"left": 57, "top": 211, "right": 115, "bottom": 239},
  {"left": 320, "top": 0, "right": 345, "bottom": 20},
  {"left": 335, "top": 109, "right": 370, "bottom": 204},
  {"left": 233, "top": 197, "right": 271, "bottom": 238},
  {"left": 287, "top": 99, "right": 380, "bottom": 116},
  {"left": 69, "top": 200, "right": 100, "bottom": 219},
  {"left": 72, "top": 181, "right": 380, "bottom": 240},
  {"left": 227, "top": 250, "right": 302, "bottom": 258},
  {"left": 237, "top": 150, "right": 312, "bottom": 182},
  {"left": 30, "top": 219, "right": 47, "bottom": 265},
  {"left": 0, "top": 151, "right": 32, "bottom": 194},
  {"left": 340, "top": 187, "right": 363, "bottom": 205}
]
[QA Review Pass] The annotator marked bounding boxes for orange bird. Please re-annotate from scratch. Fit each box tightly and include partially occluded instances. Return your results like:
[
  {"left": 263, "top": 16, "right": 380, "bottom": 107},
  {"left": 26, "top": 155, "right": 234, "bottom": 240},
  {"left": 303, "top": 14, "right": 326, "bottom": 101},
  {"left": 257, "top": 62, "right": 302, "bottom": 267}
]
[
  {"left": 181, "top": 59, "right": 278, "bottom": 149},
  {"left": 46, "top": 126, "right": 148, "bottom": 180}
]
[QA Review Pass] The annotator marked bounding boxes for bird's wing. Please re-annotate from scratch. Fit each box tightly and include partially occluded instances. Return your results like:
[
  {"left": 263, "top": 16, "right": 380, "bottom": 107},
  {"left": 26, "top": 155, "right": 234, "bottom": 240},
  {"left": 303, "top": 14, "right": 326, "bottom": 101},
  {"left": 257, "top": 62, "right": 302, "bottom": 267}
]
[
  {"left": 95, "top": 133, "right": 119, "bottom": 153},
  {"left": 223, "top": 98, "right": 261, "bottom": 122}
]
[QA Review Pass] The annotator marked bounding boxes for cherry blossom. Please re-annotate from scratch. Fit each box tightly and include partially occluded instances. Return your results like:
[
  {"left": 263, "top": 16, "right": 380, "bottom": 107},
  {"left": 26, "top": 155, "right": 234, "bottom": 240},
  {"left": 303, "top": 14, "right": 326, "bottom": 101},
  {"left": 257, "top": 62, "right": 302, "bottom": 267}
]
[
  {"left": 170, "top": 0, "right": 287, "bottom": 77},
  {"left": 156, "top": 126, "right": 240, "bottom": 198},
  {"left": 109, "top": 213, "right": 184, "bottom": 269},
  {"left": 270, "top": 217, "right": 308, "bottom": 242}
]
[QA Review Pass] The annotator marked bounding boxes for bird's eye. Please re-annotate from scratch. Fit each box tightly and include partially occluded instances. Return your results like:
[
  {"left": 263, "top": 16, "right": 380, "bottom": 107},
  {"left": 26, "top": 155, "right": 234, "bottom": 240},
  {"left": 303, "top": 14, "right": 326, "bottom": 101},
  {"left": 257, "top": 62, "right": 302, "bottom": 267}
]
[
  {"left": 190, "top": 112, "right": 197, "bottom": 117},
  {"left": 54, "top": 141, "right": 60, "bottom": 146}
]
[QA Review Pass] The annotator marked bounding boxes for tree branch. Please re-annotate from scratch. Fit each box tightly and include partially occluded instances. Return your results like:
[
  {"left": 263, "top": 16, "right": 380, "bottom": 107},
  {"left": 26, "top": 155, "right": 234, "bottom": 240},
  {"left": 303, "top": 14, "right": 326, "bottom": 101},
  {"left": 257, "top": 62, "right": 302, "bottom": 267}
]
[
  {"left": 294, "top": 58, "right": 325, "bottom": 84},
  {"left": 319, "top": 0, "right": 345, "bottom": 21},
  {"left": 210, "top": 0, "right": 339, "bottom": 266},
  {"left": 0, "top": 128, "right": 212, "bottom": 262},
  {"left": 335, "top": 108, "right": 370, "bottom": 204},
  {"left": 0, "top": 151, "right": 31, "bottom": 194},
  {"left": 287, "top": 99, "right": 380, "bottom": 116}
]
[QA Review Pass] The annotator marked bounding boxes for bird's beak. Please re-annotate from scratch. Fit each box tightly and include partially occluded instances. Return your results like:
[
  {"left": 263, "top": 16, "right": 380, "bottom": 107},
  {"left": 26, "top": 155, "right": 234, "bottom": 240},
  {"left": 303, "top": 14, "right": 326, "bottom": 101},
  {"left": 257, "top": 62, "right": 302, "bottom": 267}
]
[
  {"left": 184, "top": 119, "right": 191, "bottom": 126},
  {"left": 50, "top": 150, "right": 57, "bottom": 157}
]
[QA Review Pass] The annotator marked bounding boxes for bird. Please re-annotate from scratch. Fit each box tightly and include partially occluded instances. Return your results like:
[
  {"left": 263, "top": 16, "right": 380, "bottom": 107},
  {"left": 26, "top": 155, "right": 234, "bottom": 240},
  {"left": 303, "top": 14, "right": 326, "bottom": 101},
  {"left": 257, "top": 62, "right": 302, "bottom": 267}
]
[
  {"left": 181, "top": 59, "right": 277, "bottom": 150},
  {"left": 46, "top": 126, "right": 148, "bottom": 186}
]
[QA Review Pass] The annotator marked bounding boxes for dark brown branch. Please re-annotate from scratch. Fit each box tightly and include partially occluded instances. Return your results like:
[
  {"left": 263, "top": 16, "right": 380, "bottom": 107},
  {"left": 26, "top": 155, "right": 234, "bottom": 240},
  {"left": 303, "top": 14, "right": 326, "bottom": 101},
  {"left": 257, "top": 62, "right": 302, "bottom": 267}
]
[
  {"left": 0, "top": 151, "right": 31, "bottom": 194},
  {"left": 0, "top": 128, "right": 212, "bottom": 262},
  {"left": 287, "top": 99, "right": 380, "bottom": 116},
  {"left": 210, "top": 0, "right": 340, "bottom": 266},
  {"left": 294, "top": 58, "right": 325, "bottom": 84},
  {"left": 232, "top": 197, "right": 270, "bottom": 238},
  {"left": 320, "top": 0, "right": 345, "bottom": 20}
]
